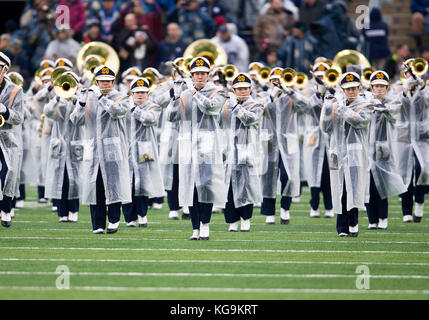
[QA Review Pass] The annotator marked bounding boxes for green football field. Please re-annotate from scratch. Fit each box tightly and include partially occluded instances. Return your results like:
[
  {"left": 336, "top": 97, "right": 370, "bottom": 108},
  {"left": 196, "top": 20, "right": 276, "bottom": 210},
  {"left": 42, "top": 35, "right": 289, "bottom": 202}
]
[{"left": 0, "top": 186, "right": 428, "bottom": 300}]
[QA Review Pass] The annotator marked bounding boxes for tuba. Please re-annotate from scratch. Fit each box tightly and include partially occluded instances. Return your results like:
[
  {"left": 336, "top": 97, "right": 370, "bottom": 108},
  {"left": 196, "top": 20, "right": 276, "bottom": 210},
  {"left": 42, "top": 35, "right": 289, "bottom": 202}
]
[
  {"left": 183, "top": 39, "right": 228, "bottom": 68},
  {"left": 76, "top": 41, "right": 120, "bottom": 82},
  {"left": 332, "top": 49, "right": 371, "bottom": 74},
  {"left": 53, "top": 72, "right": 78, "bottom": 99},
  {"left": 257, "top": 66, "right": 271, "bottom": 85}
]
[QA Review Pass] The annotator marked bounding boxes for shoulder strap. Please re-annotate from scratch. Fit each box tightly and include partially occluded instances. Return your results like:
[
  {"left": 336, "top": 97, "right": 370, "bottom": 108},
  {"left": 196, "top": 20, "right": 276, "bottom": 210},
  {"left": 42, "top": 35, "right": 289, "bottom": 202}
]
[{"left": 8, "top": 86, "right": 21, "bottom": 108}]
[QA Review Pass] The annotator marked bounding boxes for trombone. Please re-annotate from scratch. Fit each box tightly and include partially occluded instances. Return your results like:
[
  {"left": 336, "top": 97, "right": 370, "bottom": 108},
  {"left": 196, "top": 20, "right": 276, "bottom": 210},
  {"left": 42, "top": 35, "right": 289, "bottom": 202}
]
[
  {"left": 362, "top": 67, "right": 375, "bottom": 85},
  {"left": 223, "top": 64, "right": 238, "bottom": 82},
  {"left": 141, "top": 72, "right": 158, "bottom": 92},
  {"left": 256, "top": 66, "right": 271, "bottom": 85},
  {"left": 294, "top": 72, "right": 308, "bottom": 89},
  {"left": 53, "top": 72, "right": 79, "bottom": 99},
  {"left": 412, "top": 58, "right": 428, "bottom": 77},
  {"left": 323, "top": 68, "right": 341, "bottom": 88},
  {"left": 280, "top": 68, "right": 297, "bottom": 87}
]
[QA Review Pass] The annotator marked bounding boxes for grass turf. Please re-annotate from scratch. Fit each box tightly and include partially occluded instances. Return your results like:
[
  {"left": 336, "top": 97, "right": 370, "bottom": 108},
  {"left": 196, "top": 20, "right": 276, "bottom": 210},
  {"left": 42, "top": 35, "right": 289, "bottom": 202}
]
[{"left": 0, "top": 186, "right": 428, "bottom": 300}]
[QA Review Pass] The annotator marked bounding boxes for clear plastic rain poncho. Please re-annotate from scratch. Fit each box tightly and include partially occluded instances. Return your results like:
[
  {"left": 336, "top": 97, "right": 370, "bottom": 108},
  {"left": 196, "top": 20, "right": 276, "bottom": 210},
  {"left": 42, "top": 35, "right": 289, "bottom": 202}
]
[
  {"left": 166, "top": 81, "right": 227, "bottom": 207},
  {"left": 43, "top": 97, "right": 81, "bottom": 200},
  {"left": 70, "top": 88, "right": 131, "bottom": 205},
  {"left": 128, "top": 96, "right": 165, "bottom": 198},
  {"left": 274, "top": 87, "right": 310, "bottom": 198},
  {"left": 256, "top": 89, "right": 279, "bottom": 199},
  {"left": 220, "top": 94, "right": 264, "bottom": 208},
  {"left": 366, "top": 91, "right": 407, "bottom": 199},
  {"left": 303, "top": 90, "right": 331, "bottom": 188},
  {"left": 320, "top": 93, "right": 373, "bottom": 213},
  {"left": 155, "top": 80, "right": 186, "bottom": 191},
  {"left": 395, "top": 84, "right": 429, "bottom": 187},
  {"left": 0, "top": 78, "right": 23, "bottom": 199}
]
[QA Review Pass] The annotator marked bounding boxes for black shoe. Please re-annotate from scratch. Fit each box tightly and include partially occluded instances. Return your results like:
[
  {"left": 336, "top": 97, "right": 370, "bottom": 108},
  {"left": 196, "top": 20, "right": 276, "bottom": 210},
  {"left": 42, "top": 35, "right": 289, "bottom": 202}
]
[
  {"left": 199, "top": 237, "right": 209, "bottom": 240},
  {"left": 1, "top": 221, "right": 11, "bottom": 228},
  {"left": 228, "top": 229, "right": 238, "bottom": 232},
  {"left": 106, "top": 228, "right": 118, "bottom": 234},
  {"left": 189, "top": 236, "right": 199, "bottom": 240},
  {"left": 139, "top": 223, "right": 147, "bottom": 228},
  {"left": 280, "top": 219, "right": 289, "bottom": 225},
  {"left": 168, "top": 216, "right": 179, "bottom": 220},
  {"left": 413, "top": 216, "right": 422, "bottom": 223},
  {"left": 349, "top": 232, "right": 358, "bottom": 237},
  {"left": 182, "top": 213, "right": 191, "bottom": 220}
]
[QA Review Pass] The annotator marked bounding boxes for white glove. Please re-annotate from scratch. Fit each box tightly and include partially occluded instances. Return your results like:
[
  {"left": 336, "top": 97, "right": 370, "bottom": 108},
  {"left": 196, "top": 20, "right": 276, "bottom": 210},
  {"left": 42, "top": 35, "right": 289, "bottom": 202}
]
[
  {"left": 229, "top": 95, "right": 238, "bottom": 109},
  {"left": 0, "top": 103, "right": 6, "bottom": 114},
  {"left": 406, "top": 76, "right": 419, "bottom": 90},
  {"left": 317, "top": 83, "right": 326, "bottom": 95},
  {"left": 89, "top": 85, "right": 101, "bottom": 98},
  {"left": 78, "top": 89, "right": 88, "bottom": 106},
  {"left": 173, "top": 82, "right": 183, "bottom": 98},
  {"left": 270, "top": 85, "right": 282, "bottom": 99},
  {"left": 336, "top": 104, "right": 347, "bottom": 117},
  {"left": 184, "top": 77, "right": 194, "bottom": 92}
]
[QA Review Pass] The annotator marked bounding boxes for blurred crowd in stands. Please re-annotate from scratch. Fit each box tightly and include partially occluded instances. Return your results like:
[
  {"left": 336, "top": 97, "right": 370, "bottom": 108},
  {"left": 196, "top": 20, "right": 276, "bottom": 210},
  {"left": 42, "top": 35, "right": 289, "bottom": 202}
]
[{"left": 1, "top": 0, "right": 428, "bottom": 89}]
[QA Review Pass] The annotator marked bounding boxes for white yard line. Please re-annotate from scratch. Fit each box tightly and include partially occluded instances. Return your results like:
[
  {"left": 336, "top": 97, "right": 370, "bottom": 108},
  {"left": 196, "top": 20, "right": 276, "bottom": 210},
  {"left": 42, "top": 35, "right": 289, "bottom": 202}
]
[
  {"left": 1, "top": 271, "right": 429, "bottom": 279},
  {"left": 1, "top": 257, "right": 429, "bottom": 266},
  {"left": 0, "top": 236, "right": 427, "bottom": 245},
  {"left": 0, "top": 285, "right": 428, "bottom": 295},
  {"left": 0, "top": 246, "right": 428, "bottom": 254}
]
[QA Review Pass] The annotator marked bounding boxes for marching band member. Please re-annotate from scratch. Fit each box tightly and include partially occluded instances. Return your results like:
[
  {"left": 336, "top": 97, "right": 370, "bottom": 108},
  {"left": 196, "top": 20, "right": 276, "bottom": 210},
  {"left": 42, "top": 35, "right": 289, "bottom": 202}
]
[
  {"left": 261, "top": 67, "right": 309, "bottom": 225},
  {"left": 365, "top": 71, "right": 407, "bottom": 230},
  {"left": 118, "top": 67, "right": 141, "bottom": 95},
  {"left": 257, "top": 70, "right": 279, "bottom": 224},
  {"left": 122, "top": 77, "right": 165, "bottom": 227},
  {"left": 303, "top": 63, "right": 334, "bottom": 218},
  {"left": 221, "top": 72, "right": 263, "bottom": 232},
  {"left": 158, "top": 58, "right": 189, "bottom": 220},
  {"left": 0, "top": 53, "right": 24, "bottom": 227},
  {"left": 70, "top": 65, "right": 131, "bottom": 234},
  {"left": 321, "top": 72, "right": 373, "bottom": 237},
  {"left": 396, "top": 59, "right": 429, "bottom": 223},
  {"left": 33, "top": 67, "right": 56, "bottom": 204},
  {"left": 43, "top": 71, "right": 81, "bottom": 222},
  {"left": 166, "top": 56, "right": 227, "bottom": 240}
]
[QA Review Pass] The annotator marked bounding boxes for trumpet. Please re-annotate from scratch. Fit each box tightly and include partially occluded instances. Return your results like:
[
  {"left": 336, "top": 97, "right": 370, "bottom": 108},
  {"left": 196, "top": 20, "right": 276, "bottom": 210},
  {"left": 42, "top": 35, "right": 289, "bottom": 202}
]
[
  {"left": 323, "top": 68, "right": 341, "bottom": 88},
  {"left": 224, "top": 64, "right": 238, "bottom": 82},
  {"left": 280, "top": 68, "right": 296, "bottom": 87},
  {"left": 295, "top": 72, "right": 308, "bottom": 89},
  {"left": 257, "top": 66, "right": 271, "bottom": 85},
  {"left": 272, "top": 81, "right": 292, "bottom": 95},
  {"left": 53, "top": 72, "right": 78, "bottom": 99},
  {"left": 412, "top": 58, "right": 428, "bottom": 77},
  {"left": 141, "top": 72, "right": 158, "bottom": 92},
  {"left": 362, "top": 67, "right": 375, "bottom": 84}
]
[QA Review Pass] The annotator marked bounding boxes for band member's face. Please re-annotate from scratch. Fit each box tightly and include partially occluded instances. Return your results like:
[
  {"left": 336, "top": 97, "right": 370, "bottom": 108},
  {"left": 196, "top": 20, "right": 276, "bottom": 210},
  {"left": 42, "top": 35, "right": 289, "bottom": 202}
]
[
  {"left": 371, "top": 84, "right": 388, "bottom": 97},
  {"left": 269, "top": 78, "right": 280, "bottom": 88},
  {"left": 234, "top": 87, "right": 250, "bottom": 101},
  {"left": 133, "top": 91, "right": 148, "bottom": 105},
  {"left": 404, "top": 71, "right": 411, "bottom": 79},
  {"left": 98, "top": 80, "right": 114, "bottom": 94},
  {"left": 192, "top": 71, "right": 208, "bottom": 89},
  {"left": 343, "top": 86, "right": 359, "bottom": 100},
  {"left": 125, "top": 79, "right": 133, "bottom": 89}
]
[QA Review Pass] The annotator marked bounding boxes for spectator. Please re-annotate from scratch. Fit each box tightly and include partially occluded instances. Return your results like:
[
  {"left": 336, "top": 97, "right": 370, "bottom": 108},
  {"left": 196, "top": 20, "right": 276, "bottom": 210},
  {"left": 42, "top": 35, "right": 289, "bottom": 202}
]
[
  {"left": 89, "top": 0, "right": 120, "bottom": 42},
  {"left": 0, "top": 34, "right": 10, "bottom": 51},
  {"left": 211, "top": 23, "right": 249, "bottom": 72},
  {"left": 166, "top": 0, "right": 187, "bottom": 24},
  {"left": 217, "top": 0, "right": 240, "bottom": 26},
  {"left": 44, "top": 25, "right": 82, "bottom": 64},
  {"left": 411, "top": 0, "right": 429, "bottom": 35},
  {"left": 115, "top": 12, "right": 158, "bottom": 73},
  {"left": 299, "top": 0, "right": 326, "bottom": 29},
  {"left": 4, "top": 39, "right": 30, "bottom": 81},
  {"left": 266, "top": 48, "right": 282, "bottom": 68},
  {"left": 156, "top": 22, "right": 188, "bottom": 67},
  {"left": 199, "top": 0, "right": 226, "bottom": 20},
  {"left": 253, "top": 0, "right": 295, "bottom": 61},
  {"left": 237, "top": 0, "right": 264, "bottom": 31},
  {"left": 121, "top": 0, "right": 164, "bottom": 42},
  {"left": 332, "top": 0, "right": 360, "bottom": 50},
  {"left": 383, "top": 44, "right": 410, "bottom": 81},
  {"left": 58, "top": 0, "right": 86, "bottom": 42},
  {"left": 156, "top": 0, "right": 177, "bottom": 12},
  {"left": 22, "top": 1, "right": 56, "bottom": 72},
  {"left": 82, "top": 18, "right": 105, "bottom": 43},
  {"left": 362, "top": 7, "right": 390, "bottom": 70},
  {"left": 177, "top": 0, "right": 216, "bottom": 44},
  {"left": 277, "top": 21, "right": 317, "bottom": 74}
]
